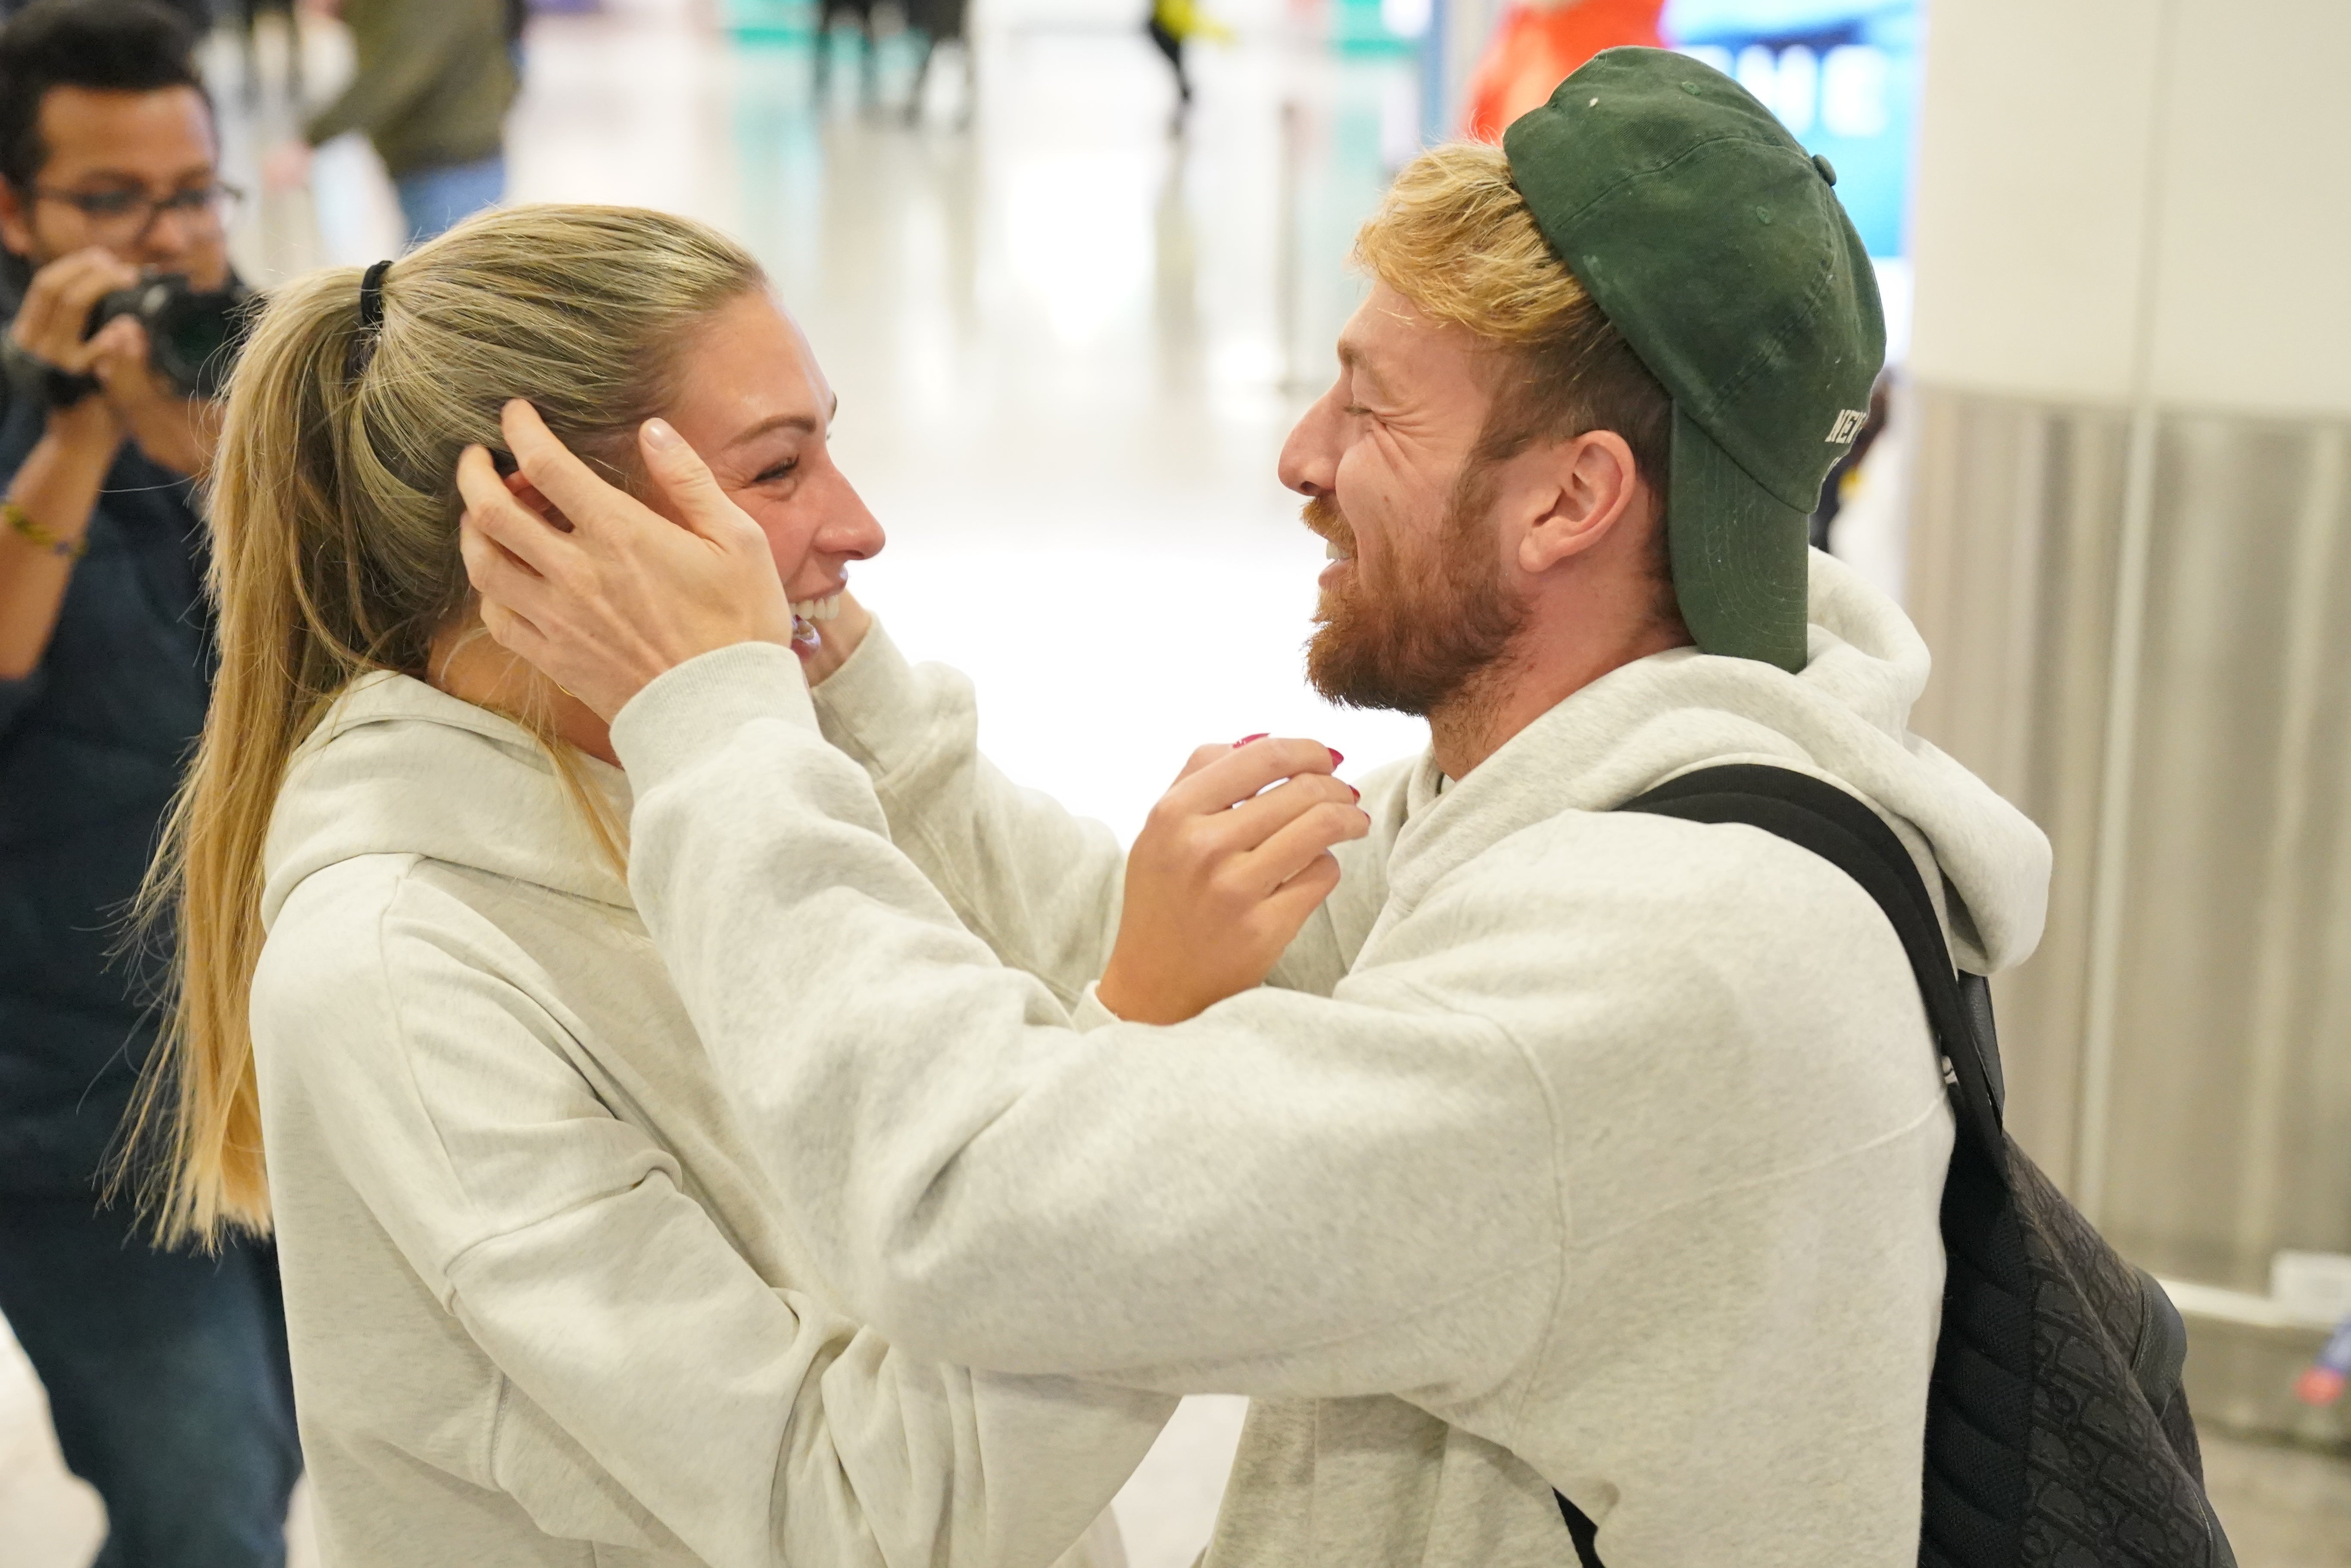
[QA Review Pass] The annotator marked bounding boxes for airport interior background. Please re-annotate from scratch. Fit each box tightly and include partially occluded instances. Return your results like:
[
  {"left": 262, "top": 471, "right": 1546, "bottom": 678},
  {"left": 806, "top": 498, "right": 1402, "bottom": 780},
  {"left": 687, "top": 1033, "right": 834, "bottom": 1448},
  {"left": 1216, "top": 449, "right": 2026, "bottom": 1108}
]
[{"left": 5, "top": 0, "right": 2351, "bottom": 1562}]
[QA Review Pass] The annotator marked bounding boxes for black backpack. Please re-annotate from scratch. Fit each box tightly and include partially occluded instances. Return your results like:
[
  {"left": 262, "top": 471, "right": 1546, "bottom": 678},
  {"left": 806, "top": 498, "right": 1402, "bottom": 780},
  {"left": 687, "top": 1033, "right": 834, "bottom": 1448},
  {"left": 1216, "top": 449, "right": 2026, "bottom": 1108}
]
[{"left": 1549, "top": 764, "right": 2235, "bottom": 1568}]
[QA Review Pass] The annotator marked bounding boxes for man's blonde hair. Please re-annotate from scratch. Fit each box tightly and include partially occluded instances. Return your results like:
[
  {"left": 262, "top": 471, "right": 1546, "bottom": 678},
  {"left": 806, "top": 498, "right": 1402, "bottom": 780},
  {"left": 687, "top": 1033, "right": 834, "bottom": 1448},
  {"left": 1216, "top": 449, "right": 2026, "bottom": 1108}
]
[
  {"left": 1354, "top": 143, "right": 1675, "bottom": 513},
  {"left": 1356, "top": 141, "right": 1596, "bottom": 345}
]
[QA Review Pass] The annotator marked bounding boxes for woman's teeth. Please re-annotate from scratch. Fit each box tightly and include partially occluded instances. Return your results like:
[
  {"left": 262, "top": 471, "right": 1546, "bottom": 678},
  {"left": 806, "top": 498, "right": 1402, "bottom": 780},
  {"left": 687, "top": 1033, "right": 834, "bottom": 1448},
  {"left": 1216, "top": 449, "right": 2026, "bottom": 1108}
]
[{"left": 790, "top": 594, "right": 843, "bottom": 621}]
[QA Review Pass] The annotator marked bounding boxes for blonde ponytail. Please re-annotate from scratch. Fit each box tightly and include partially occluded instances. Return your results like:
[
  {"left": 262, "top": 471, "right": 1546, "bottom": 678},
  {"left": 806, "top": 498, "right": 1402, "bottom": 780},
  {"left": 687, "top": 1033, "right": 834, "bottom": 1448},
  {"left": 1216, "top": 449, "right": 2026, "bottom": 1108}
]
[{"left": 124, "top": 205, "right": 766, "bottom": 1245}]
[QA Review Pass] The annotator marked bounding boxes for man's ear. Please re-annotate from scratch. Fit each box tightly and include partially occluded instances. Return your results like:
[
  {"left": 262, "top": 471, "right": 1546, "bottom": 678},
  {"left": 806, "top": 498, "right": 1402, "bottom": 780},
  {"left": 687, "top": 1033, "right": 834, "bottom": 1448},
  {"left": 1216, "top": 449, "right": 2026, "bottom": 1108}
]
[
  {"left": 1516, "top": 429, "right": 1642, "bottom": 574},
  {"left": 0, "top": 180, "right": 34, "bottom": 260}
]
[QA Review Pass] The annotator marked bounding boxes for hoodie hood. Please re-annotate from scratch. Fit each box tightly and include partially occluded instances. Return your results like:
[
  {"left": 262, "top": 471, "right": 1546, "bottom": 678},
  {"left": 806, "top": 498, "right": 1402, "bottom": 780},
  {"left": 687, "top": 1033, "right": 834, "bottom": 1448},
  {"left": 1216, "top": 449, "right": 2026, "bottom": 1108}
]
[
  {"left": 260, "top": 673, "right": 630, "bottom": 931},
  {"left": 1389, "top": 550, "right": 2051, "bottom": 974}
]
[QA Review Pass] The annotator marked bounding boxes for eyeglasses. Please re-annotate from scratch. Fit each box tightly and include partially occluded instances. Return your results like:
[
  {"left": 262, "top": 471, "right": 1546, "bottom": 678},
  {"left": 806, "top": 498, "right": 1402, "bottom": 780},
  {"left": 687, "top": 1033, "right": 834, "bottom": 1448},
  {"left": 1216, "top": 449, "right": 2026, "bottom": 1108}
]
[{"left": 32, "top": 181, "right": 244, "bottom": 241}]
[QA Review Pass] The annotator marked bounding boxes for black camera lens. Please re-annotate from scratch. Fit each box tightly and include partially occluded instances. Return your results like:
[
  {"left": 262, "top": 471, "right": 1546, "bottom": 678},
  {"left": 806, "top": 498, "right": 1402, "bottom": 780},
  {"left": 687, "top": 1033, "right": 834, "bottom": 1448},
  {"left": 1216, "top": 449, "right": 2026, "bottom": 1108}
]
[{"left": 83, "top": 275, "right": 259, "bottom": 400}]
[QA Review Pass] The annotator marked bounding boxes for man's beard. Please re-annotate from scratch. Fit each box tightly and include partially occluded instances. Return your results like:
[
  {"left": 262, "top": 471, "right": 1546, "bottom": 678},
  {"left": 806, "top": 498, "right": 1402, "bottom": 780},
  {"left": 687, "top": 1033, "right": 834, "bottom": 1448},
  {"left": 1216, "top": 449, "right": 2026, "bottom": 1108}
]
[{"left": 1301, "top": 477, "right": 1526, "bottom": 719}]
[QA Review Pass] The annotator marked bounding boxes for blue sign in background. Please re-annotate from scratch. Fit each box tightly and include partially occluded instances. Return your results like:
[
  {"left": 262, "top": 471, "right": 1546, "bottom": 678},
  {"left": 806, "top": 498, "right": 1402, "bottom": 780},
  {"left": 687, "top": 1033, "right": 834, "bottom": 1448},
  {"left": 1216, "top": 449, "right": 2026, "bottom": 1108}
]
[{"left": 1662, "top": 0, "right": 1919, "bottom": 258}]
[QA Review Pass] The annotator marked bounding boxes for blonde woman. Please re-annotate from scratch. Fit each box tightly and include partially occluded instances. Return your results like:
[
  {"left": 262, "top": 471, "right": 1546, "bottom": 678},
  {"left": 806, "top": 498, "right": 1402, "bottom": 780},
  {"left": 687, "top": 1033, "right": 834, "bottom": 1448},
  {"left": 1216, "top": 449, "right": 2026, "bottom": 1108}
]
[{"left": 134, "top": 205, "right": 1168, "bottom": 1568}]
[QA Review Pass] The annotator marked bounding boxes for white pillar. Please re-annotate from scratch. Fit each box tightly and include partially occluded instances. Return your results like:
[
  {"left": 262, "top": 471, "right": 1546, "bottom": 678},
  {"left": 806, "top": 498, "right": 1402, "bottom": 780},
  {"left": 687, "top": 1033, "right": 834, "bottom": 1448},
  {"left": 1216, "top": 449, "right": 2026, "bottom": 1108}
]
[{"left": 1901, "top": 0, "right": 2351, "bottom": 1443}]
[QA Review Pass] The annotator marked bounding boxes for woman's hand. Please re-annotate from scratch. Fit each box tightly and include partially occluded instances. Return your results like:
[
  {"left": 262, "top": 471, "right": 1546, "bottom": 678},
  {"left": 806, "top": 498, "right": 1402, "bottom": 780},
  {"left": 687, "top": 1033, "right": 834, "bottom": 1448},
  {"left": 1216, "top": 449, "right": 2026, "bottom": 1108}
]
[
  {"left": 1096, "top": 737, "right": 1369, "bottom": 1025},
  {"left": 457, "top": 399, "right": 793, "bottom": 721}
]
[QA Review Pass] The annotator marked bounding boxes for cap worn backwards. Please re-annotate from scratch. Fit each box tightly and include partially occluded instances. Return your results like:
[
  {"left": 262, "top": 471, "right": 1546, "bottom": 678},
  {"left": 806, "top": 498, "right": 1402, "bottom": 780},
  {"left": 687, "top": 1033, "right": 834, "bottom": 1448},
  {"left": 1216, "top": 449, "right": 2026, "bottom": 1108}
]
[{"left": 1502, "top": 46, "right": 1884, "bottom": 672}]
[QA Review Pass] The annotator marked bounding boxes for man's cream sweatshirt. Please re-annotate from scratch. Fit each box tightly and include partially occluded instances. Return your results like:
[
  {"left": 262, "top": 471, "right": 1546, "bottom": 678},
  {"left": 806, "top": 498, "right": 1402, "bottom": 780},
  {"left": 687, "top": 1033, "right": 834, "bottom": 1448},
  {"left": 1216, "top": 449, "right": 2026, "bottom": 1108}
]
[
  {"left": 605, "top": 551, "right": 2053, "bottom": 1568},
  {"left": 249, "top": 674, "right": 1166, "bottom": 1567}
]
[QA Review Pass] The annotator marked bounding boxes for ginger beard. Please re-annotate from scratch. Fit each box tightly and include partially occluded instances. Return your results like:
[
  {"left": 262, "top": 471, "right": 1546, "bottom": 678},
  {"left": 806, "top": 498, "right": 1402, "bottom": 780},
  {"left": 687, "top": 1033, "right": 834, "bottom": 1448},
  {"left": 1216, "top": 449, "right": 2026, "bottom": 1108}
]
[{"left": 1302, "top": 471, "right": 1527, "bottom": 718}]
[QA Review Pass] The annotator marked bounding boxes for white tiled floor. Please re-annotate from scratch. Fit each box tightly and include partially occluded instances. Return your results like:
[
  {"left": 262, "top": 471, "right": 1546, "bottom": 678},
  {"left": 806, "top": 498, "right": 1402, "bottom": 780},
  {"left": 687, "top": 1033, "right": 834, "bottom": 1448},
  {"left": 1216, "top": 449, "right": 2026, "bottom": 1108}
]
[{"left": 6, "top": 0, "right": 1420, "bottom": 1561}]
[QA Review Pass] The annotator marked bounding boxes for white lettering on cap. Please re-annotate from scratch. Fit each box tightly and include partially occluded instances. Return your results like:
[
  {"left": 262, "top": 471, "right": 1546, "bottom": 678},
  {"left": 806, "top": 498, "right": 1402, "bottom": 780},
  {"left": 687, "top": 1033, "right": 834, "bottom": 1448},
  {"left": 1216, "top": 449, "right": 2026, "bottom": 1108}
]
[{"left": 1826, "top": 408, "right": 1869, "bottom": 444}]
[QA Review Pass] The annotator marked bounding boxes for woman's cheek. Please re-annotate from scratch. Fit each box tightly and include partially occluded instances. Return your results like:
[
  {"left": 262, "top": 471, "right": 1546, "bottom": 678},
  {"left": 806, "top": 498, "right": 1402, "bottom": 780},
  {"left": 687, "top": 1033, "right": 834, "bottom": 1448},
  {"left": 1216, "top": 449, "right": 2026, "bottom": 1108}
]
[{"left": 739, "top": 504, "right": 795, "bottom": 581}]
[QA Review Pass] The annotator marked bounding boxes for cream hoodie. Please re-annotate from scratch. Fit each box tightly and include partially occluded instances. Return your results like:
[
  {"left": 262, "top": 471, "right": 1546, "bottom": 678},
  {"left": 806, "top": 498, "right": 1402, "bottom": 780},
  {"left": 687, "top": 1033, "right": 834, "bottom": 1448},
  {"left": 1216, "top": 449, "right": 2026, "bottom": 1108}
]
[
  {"left": 250, "top": 674, "right": 1170, "bottom": 1568},
  {"left": 605, "top": 551, "right": 2052, "bottom": 1568}
]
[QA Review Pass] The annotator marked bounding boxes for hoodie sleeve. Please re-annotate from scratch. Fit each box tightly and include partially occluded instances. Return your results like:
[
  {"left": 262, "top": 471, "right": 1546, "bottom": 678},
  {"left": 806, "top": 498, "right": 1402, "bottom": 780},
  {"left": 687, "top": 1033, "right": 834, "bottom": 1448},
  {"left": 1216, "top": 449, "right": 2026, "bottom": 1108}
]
[
  {"left": 252, "top": 859, "right": 1172, "bottom": 1568},
  {"left": 808, "top": 622, "right": 1127, "bottom": 1005},
  {"left": 614, "top": 645, "right": 1562, "bottom": 1395},
  {"left": 808, "top": 621, "right": 1379, "bottom": 1002}
]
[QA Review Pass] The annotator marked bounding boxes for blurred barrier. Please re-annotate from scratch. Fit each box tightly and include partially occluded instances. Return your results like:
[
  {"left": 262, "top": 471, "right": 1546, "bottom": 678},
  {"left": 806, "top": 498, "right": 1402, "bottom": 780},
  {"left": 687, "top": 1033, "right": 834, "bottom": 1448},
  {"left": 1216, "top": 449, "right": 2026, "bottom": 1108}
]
[{"left": 2164, "top": 1276, "right": 2349, "bottom": 1449}]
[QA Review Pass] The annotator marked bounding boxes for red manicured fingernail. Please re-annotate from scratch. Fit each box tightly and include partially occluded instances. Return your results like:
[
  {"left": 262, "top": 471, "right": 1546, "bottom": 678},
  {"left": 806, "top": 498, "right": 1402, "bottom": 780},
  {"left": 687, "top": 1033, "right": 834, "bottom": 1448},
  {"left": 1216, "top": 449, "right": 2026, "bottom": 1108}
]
[
  {"left": 1327, "top": 748, "right": 1344, "bottom": 767},
  {"left": 1234, "top": 733, "right": 1269, "bottom": 747},
  {"left": 1346, "top": 783, "right": 1360, "bottom": 800}
]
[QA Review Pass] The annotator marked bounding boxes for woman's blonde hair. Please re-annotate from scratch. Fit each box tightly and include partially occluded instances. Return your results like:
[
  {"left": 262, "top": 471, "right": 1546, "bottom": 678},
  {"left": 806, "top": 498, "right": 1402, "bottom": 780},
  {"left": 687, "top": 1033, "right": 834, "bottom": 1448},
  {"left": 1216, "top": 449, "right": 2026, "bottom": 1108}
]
[{"left": 126, "top": 203, "right": 767, "bottom": 1245}]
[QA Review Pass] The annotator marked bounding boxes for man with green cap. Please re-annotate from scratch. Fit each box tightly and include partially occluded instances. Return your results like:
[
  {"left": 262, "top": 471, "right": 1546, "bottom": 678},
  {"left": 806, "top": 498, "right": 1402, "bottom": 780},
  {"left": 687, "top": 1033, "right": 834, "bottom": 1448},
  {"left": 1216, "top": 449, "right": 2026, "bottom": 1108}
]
[{"left": 457, "top": 47, "right": 2052, "bottom": 1567}]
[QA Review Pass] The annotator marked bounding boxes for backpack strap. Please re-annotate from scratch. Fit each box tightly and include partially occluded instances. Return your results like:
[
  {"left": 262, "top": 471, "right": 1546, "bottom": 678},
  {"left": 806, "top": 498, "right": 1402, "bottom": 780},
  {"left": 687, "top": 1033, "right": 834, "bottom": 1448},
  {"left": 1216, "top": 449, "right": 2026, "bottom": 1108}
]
[
  {"left": 1549, "top": 763, "right": 2013, "bottom": 1565},
  {"left": 1555, "top": 1493, "right": 1604, "bottom": 1568},
  {"left": 1616, "top": 762, "right": 2006, "bottom": 1157}
]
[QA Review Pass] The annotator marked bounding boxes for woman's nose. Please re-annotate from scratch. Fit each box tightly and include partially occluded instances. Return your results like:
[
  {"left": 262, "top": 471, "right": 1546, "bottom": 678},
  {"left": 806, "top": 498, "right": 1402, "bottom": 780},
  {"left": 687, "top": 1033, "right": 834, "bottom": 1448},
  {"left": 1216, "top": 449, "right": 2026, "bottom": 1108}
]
[{"left": 820, "top": 469, "right": 886, "bottom": 561}]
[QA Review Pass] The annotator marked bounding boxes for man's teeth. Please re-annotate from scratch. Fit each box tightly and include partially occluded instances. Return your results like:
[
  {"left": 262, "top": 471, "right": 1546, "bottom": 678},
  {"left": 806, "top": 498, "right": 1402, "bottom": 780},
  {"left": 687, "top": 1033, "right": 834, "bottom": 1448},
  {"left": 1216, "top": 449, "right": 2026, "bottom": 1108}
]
[
  {"left": 789, "top": 594, "right": 843, "bottom": 621},
  {"left": 1325, "top": 539, "right": 1352, "bottom": 561}
]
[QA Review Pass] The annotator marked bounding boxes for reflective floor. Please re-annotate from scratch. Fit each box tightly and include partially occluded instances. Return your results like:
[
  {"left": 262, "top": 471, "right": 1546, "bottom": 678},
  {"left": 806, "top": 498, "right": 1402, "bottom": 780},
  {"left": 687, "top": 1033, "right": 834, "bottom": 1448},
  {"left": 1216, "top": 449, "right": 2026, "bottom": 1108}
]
[{"left": 7, "top": 0, "right": 2350, "bottom": 1562}]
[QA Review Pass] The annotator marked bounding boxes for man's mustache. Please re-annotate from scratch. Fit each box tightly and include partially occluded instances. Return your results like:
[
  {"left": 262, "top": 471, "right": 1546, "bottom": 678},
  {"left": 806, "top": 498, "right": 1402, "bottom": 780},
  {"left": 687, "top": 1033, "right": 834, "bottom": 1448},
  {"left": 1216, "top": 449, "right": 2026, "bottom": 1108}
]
[{"left": 1301, "top": 495, "right": 1356, "bottom": 557}]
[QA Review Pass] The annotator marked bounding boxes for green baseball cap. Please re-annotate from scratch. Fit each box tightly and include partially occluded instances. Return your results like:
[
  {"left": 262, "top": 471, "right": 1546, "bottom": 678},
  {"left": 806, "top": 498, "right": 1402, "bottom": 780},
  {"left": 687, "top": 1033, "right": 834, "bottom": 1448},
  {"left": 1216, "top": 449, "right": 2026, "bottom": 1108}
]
[{"left": 1502, "top": 47, "right": 1884, "bottom": 672}]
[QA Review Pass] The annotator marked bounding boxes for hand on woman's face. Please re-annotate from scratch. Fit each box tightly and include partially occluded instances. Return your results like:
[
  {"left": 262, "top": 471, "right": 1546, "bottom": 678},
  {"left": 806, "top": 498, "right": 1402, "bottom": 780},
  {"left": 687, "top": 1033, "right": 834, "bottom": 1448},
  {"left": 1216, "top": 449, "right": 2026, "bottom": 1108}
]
[{"left": 653, "top": 291, "right": 885, "bottom": 619}]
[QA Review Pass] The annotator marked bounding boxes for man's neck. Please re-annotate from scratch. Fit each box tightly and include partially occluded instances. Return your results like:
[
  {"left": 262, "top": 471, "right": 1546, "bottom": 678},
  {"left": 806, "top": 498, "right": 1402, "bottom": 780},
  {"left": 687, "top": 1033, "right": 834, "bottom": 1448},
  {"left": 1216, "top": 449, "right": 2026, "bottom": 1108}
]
[{"left": 1429, "top": 615, "right": 1690, "bottom": 780}]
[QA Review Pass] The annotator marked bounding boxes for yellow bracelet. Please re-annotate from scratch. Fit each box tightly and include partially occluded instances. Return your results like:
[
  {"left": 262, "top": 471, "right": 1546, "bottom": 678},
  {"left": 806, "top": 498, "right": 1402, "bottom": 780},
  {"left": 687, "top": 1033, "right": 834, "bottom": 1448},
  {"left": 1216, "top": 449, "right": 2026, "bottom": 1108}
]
[{"left": 3, "top": 500, "right": 85, "bottom": 561}]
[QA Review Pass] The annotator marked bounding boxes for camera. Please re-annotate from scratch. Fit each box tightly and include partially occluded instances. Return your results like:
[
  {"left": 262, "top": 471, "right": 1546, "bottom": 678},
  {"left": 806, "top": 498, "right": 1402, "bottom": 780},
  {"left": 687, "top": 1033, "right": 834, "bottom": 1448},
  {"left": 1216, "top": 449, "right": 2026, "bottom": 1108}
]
[{"left": 83, "top": 274, "right": 258, "bottom": 400}]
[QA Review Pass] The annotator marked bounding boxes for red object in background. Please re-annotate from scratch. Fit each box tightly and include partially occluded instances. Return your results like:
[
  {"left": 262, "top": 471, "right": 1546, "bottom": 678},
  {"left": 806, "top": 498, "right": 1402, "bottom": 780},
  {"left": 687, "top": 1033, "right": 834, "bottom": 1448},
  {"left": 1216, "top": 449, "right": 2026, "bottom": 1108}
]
[
  {"left": 2297, "top": 1365, "right": 2345, "bottom": 1407},
  {"left": 1463, "top": 0, "right": 1666, "bottom": 143}
]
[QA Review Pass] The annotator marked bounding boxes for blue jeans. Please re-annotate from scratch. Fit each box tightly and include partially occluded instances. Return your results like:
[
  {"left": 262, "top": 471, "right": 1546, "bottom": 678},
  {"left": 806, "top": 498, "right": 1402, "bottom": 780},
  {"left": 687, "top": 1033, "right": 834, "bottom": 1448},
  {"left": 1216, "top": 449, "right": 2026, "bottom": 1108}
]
[
  {"left": 393, "top": 152, "right": 507, "bottom": 247},
  {"left": 0, "top": 1195, "right": 300, "bottom": 1568}
]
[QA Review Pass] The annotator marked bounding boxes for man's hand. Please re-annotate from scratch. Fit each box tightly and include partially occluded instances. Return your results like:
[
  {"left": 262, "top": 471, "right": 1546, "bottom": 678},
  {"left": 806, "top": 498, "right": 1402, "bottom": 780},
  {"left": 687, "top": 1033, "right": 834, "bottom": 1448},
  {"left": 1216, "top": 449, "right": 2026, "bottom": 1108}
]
[
  {"left": 8, "top": 250, "right": 218, "bottom": 476},
  {"left": 86, "top": 319, "right": 219, "bottom": 477},
  {"left": 1096, "top": 737, "right": 1369, "bottom": 1025},
  {"left": 262, "top": 140, "right": 312, "bottom": 193},
  {"left": 7, "top": 248, "right": 137, "bottom": 379},
  {"left": 458, "top": 399, "right": 793, "bottom": 721}
]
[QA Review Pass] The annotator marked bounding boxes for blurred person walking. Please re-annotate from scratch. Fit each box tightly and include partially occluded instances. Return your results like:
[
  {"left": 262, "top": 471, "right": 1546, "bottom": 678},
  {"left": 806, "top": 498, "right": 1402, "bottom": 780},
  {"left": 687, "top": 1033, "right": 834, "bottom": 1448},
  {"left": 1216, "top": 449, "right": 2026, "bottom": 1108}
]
[
  {"left": 904, "top": 0, "right": 971, "bottom": 125},
  {"left": 1145, "top": 0, "right": 1229, "bottom": 124},
  {"left": 263, "top": 0, "right": 518, "bottom": 247},
  {"left": 0, "top": 0, "right": 210, "bottom": 25},
  {"left": 0, "top": 2, "right": 300, "bottom": 1564}
]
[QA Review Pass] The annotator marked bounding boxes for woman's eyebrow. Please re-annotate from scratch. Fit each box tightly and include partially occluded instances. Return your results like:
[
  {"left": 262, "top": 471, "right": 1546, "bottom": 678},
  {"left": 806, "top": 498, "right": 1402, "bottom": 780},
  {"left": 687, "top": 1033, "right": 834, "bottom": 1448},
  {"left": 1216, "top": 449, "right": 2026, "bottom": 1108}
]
[
  {"left": 726, "top": 412, "right": 819, "bottom": 448},
  {"left": 726, "top": 395, "right": 840, "bottom": 450}
]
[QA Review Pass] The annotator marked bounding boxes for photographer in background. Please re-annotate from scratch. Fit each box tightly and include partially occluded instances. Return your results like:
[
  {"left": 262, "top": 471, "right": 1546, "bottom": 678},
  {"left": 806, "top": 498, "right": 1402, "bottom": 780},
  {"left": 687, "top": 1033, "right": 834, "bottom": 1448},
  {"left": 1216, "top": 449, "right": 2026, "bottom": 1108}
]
[{"left": 0, "top": 2, "right": 299, "bottom": 1563}]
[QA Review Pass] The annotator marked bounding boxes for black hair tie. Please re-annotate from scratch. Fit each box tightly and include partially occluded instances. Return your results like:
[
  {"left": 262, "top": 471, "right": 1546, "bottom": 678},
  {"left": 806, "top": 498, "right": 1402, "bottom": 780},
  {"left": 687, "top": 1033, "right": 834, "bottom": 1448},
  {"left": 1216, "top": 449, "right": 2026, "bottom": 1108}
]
[
  {"left": 348, "top": 258, "right": 394, "bottom": 381},
  {"left": 356, "top": 258, "right": 393, "bottom": 331}
]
